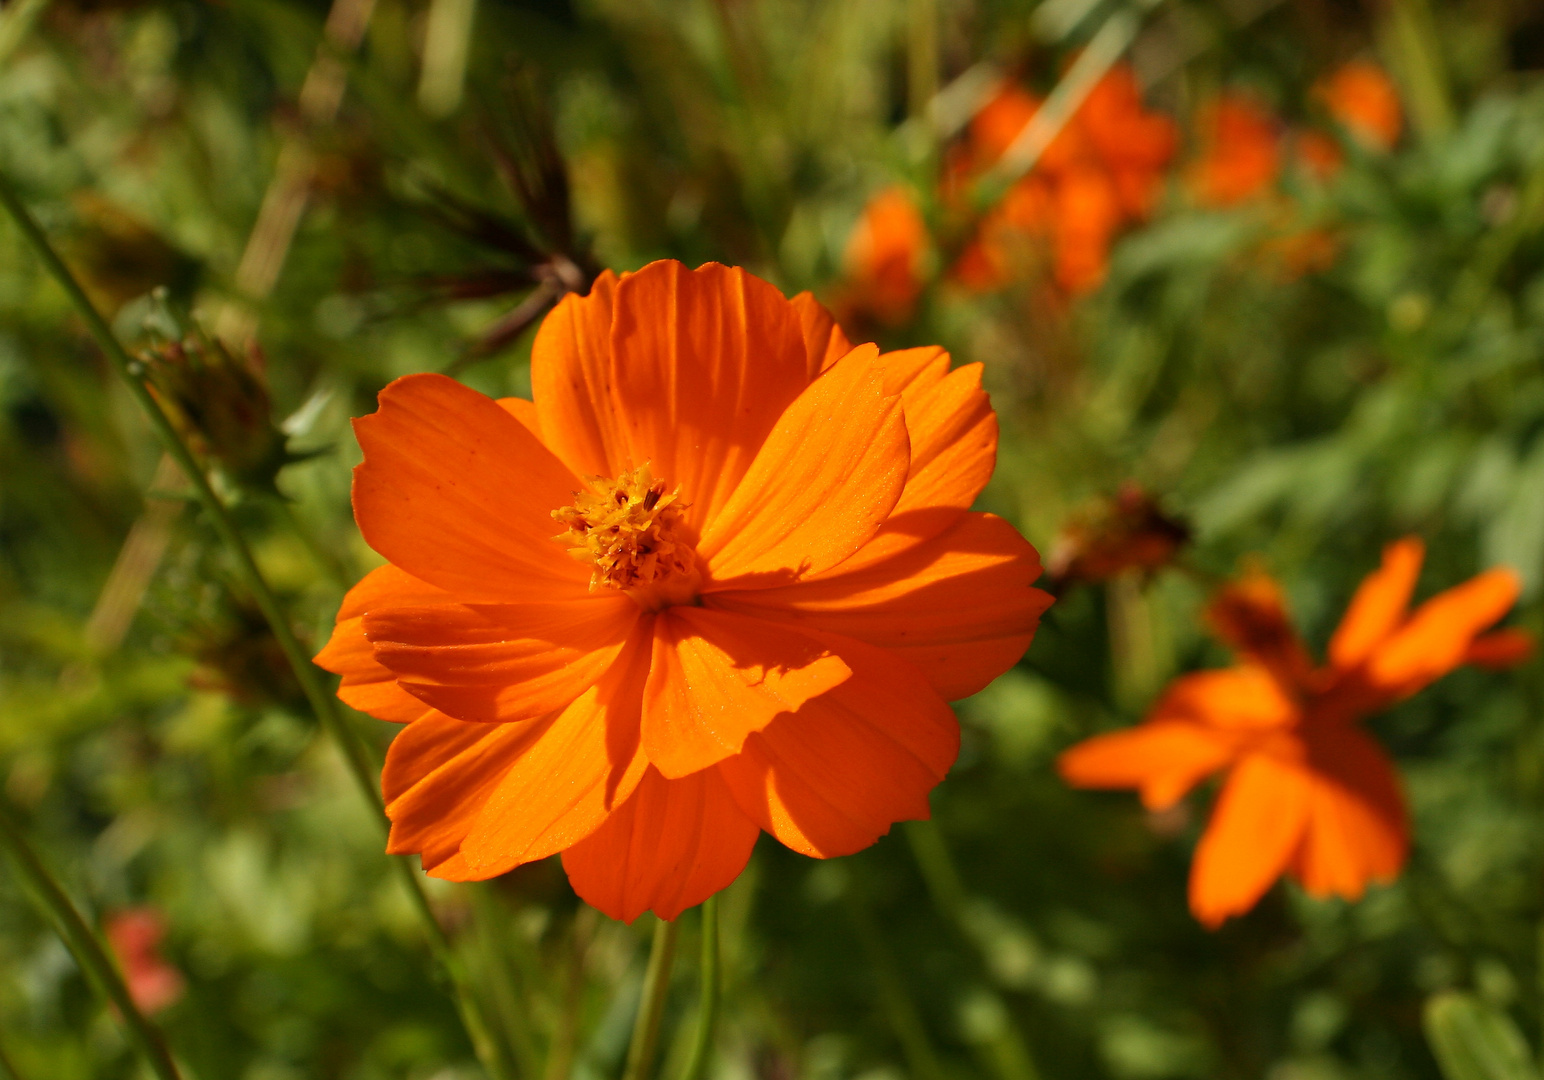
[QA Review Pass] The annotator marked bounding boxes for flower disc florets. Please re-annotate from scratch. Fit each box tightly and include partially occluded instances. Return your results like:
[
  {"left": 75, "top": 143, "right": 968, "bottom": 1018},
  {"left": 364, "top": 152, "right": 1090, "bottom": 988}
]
[{"left": 552, "top": 464, "right": 699, "bottom": 608}]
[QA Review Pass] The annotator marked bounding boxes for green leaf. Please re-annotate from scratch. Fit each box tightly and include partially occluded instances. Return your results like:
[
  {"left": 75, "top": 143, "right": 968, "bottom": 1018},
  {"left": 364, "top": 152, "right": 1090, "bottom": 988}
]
[{"left": 1423, "top": 991, "right": 1540, "bottom": 1080}]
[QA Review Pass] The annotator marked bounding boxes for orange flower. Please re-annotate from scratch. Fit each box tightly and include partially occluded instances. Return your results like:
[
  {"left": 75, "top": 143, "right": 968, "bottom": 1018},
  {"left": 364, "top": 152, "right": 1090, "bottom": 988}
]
[
  {"left": 1318, "top": 61, "right": 1402, "bottom": 152},
  {"left": 838, "top": 187, "right": 930, "bottom": 327},
  {"left": 317, "top": 261, "right": 1052, "bottom": 922},
  {"left": 1188, "top": 94, "right": 1281, "bottom": 206},
  {"left": 1059, "top": 539, "right": 1528, "bottom": 927},
  {"left": 949, "top": 67, "right": 1176, "bottom": 295}
]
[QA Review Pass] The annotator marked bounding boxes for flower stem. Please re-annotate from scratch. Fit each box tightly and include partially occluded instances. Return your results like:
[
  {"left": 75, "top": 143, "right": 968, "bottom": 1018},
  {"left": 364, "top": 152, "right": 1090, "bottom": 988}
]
[
  {"left": 622, "top": 917, "right": 681, "bottom": 1080},
  {"left": 676, "top": 897, "right": 720, "bottom": 1080},
  {"left": 0, "top": 799, "right": 181, "bottom": 1080},
  {"left": 0, "top": 170, "right": 519, "bottom": 1080}
]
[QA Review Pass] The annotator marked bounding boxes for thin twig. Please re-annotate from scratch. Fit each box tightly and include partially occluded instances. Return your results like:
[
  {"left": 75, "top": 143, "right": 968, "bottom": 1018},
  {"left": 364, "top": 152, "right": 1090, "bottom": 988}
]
[
  {"left": 622, "top": 917, "right": 681, "bottom": 1080},
  {"left": 0, "top": 798, "right": 181, "bottom": 1080}
]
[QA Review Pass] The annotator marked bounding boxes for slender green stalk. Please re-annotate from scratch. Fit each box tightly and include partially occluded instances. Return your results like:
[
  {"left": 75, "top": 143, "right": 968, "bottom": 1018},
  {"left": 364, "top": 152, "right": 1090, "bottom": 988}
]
[
  {"left": 0, "top": 171, "right": 518, "bottom": 1080},
  {"left": 846, "top": 886, "right": 946, "bottom": 1080},
  {"left": 622, "top": 917, "right": 681, "bottom": 1080},
  {"left": 0, "top": 800, "right": 180, "bottom": 1080},
  {"left": 676, "top": 898, "right": 720, "bottom": 1080}
]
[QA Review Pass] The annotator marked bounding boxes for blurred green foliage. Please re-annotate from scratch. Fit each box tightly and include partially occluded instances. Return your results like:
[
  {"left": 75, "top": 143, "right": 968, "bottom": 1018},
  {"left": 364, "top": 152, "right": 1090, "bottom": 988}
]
[{"left": 1, "top": 0, "right": 1543, "bottom": 1078}]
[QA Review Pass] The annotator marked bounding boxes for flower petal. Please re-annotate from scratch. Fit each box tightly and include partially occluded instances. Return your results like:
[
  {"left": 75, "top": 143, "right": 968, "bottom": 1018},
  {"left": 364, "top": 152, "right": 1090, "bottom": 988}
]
[
  {"left": 1290, "top": 724, "right": 1408, "bottom": 899},
  {"left": 641, "top": 607, "right": 851, "bottom": 778},
  {"left": 530, "top": 271, "right": 628, "bottom": 478},
  {"left": 1463, "top": 628, "right": 1534, "bottom": 669},
  {"left": 609, "top": 262, "right": 812, "bottom": 531},
  {"left": 698, "top": 344, "right": 909, "bottom": 586},
  {"left": 497, "top": 396, "right": 543, "bottom": 439},
  {"left": 352, "top": 373, "right": 589, "bottom": 602},
  {"left": 560, "top": 765, "right": 760, "bottom": 922},
  {"left": 1327, "top": 537, "right": 1424, "bottom": 671},
  {"left": 1364, "top": 567, "right": 1522, "bottom": 699},
  {"left": 315, "top": 564, "right": 447, "bottom": 723},
  {"left": 1189, "top": 751, "right": 1312, "bottom": 928},
  {"left": 363, "top": 595, "right": 639, "bottom": 724},
  {"left": 707, "top": 512, "right": 1050, "bottom": 701},
  {"left": 1149, "top": 666, "right": 1299, "bottom": 732},
  {"left": 457, "top": 619, "right": 654, "bottom": 876},
  {"left": 790, "top": 291, "right": 852, "bottom": 378},
  {"left": 1058, "top": 721, "right": 1235, "bottom": 811},
  {"left": 880, "top": 348, "right": 997, "bottom": 519},
  {"left": 383, "top": 713, "right": 549, "bottom": 873},
  {"left": 718, "top": 632, "right": 957, "bottom": 858}
]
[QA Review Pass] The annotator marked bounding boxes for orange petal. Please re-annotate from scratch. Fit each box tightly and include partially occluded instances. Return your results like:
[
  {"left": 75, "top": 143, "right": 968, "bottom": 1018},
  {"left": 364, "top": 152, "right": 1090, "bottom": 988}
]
[
  {"left": 383, "top": 712, "right": 549, "bottom": 872},
  {"left": 1365, "top": 567, "right": 1523, "bottom": 699},
  {"left": 1058, "top": 721, "right": 1235, "bottom": 811},
  {"left": 457, "top": 619, "right": 654, "bottom": 875},
  {"left": 529, "top": 271, "right": 628, "bottom": 479},
  {"left": 560, "top": 766, "right": 760, "bottom": 922},
  {"left": 609, "top": 261, "right": 813, "bottom": 531},
  {"left": 641, "top": 607, "right": 851, "bottom": 778},
  {"left": 1148, "top": 667, "right": 1299, "bottom": 732},
  {"left": 1327, "top": 537, "right": 1424, "bottom": 670},
  {"left": 698, "top": 344, "right": 909, "bottom": 586},
  {"left": 718, "top": 631, "right": 957, "bottom": 857},
  {"left": 363, "top": 595, "right": 639, "bottom": 724},
  {"left": 1189, "top": 750, "right": 1312, "bottom": 928},
  {"left": 791, "top": 291, "right": 853, "bottom": 379},
  {"left": 1463, "top": 628, "right": 1534, "bottom": 669},
  {"left": 315, "top": 564, "right": 447, "bottom": 723},
  {"left": 883, "top": 349, "right": 998, "bottom": 521},
  {"left": 497, "top": 397, "right": 542, "bottom": 439},
  {"left": 707, "top": 512, "right": 1050, "bottom": 701},
  {"left": 352, "top": 373, "right": 590, "bottom": 603},
  {"left": 1290, "top": 723, "right": 1408, "bottom": 899}
]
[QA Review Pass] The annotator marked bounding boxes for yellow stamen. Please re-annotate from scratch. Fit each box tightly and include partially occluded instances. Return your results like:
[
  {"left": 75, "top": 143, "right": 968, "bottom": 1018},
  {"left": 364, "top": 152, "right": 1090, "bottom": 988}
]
[{"left": 552, "top": 464, "right": 700, "bottom": 607}]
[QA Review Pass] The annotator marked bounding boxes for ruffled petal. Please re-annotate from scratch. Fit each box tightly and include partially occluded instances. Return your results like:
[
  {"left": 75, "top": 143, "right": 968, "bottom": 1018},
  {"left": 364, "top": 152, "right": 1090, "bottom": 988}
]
[
  {"left": 641, "top": 607, "right": 851, "bottom": 778},
  {"left": 383, "top": 713, "right": 549, "bottom": 873},
  {"left": 363, "top": 595, "right": 639, "bottom": 724},
  {"left": 609, "top": 262, "right": 813, "bottom": 531},
  {"left": 351, "top": 374, "right": 590, "bottom": 603},
  {"left": 718, "top": 632, "right": 957, "bottom": 858},
  {"left": 457, "top": 619, "right": 655, "bottom": 875},
  {"left": 1290, "top": 724, "right": 1408, "bottom": 899},
  {"left": 1188, "top": 751, "right": 1313, "bottom": 928},
  {"left": 790, "top": 291, "right": 852, "bottom": 378},
  {"left": 315, "top": 564, "right": 447, "bottom": 724},
  {"left": 707, "top": 512, "right": 1050, "bottom": 701},
  {"left": 560, "top": 766, "right": 760, "bottom": 922},
  {"left": 1327, "top": 537, "right": 1424, "bottom": 671},
  {"left": 879, "top": 348, "right": 997, "bottom": 519},
  {"left": 529, "top": 271, "right": 627, "bottom": 479},
  {"left": 698, "top": 344, "right": 909, "bottom": 587},
  {"left": 1058, "top": 721, "right": 1236, "bottom": 811},
  {"left": 1364, "top": 567, "right": 1522, "bottom": 699}
]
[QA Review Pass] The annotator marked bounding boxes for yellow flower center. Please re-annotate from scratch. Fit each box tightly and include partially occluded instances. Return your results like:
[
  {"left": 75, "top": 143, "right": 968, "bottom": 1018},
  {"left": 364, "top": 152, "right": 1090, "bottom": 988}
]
[{"left": 552, "top": 464, "right": 701, "bottom": 610}]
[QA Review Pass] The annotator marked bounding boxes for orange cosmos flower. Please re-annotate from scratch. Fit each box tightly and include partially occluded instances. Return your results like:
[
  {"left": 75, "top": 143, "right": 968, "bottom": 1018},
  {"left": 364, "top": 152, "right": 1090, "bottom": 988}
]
[
  {"left": 317, "top": 260, "right": 1052, "bottom": 922},
  {"left": 837, "top": 187, "right": 931, "bottom": 328},
  {"left": 1189, "top": 94, "right": 1281, "bottom": 206},
  {"left": 1059, "top": 538, "right": 1528, "bottom": 927},
  {"left": 1318, "top": 61, "right": 1402, "bottom": 152}
]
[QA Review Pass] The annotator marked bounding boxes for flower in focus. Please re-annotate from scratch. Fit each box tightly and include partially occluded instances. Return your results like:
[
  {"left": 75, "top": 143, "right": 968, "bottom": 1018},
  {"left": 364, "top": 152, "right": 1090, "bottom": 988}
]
[
  {"left": 105, "top": 909, "right": 185, "bottom": 1015},
  {"left": 835, "top": 187, "right": 930, "bottom": 329},
  {"left": 1188, "top": 93, "right": 1281, "bottom": 206},
  {"left": 1058, "top": 538, "right": 1529, "bottom": 927},
  {"left": 317, "top": 260, "right": 1052, "bottom": 922},
  {"left": 1047, "top": 484, "right": 1190, "bottom": 589},
  {"left": 950, "top": 66, "right": 1177, "bottom": 295}
]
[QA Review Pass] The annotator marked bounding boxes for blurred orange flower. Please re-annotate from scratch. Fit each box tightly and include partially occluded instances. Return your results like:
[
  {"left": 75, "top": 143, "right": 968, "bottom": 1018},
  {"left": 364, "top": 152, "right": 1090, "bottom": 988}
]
[
  {"left": 318, "top": 260, "right": 1052, "bottom": 922},
  {"left": 1189, "top": 94, "right": 1281, "bottom": 206},
  {"left": 951, "top": 66, "right": 1177, "bottom": 294},
  {"left": 1059, "top": 538, "right": 1529, "bottom": 927},
  {"left": 837, "top": 186, "right": 930, "bottom": 327},
  {"left": 105, "top": 909, "right": 184, "bottom": 1015},
  {"left": 1319, "top": 61, "right": 1402, "bottom": 151}
]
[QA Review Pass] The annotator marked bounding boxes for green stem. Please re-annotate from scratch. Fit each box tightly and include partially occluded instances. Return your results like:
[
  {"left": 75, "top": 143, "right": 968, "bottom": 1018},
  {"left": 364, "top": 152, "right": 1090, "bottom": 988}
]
[
  {"left": 846, "top": 886, "right": 946, "bottom": 1080},
  {"left": 0, "top": 171, "right": 518, "bottom": 1080},
  {"left": 676, "top": 898, "right": 720, "bottom": 1080},
  {"left": 622, "top": 917, "right": 681, "bottom": 1080},
  {"left": 0, "top": 800, "right": 181, "bottom": 1080},
  {"left": 0, "top": 1026, "right": 25, "bottom": 1080}
]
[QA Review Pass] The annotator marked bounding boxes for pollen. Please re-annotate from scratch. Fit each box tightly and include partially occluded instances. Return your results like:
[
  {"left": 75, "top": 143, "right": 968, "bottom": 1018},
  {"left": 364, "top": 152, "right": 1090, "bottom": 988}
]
[{"left": 552, "top": 464, "right": 699, "bottom": 603}]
